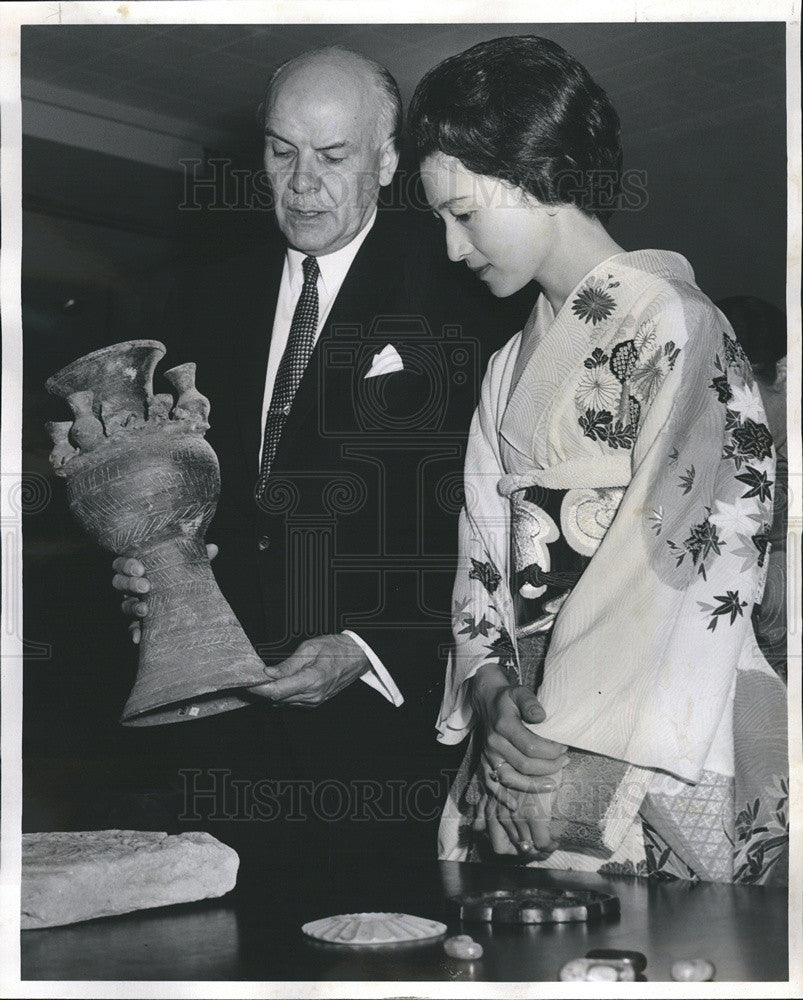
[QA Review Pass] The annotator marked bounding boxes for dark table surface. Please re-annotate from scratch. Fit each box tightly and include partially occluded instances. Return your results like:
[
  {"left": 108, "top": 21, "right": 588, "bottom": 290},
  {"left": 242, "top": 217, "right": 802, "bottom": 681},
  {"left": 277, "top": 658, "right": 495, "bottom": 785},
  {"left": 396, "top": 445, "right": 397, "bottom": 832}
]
[{"left": 21, "top": 850, "right": 788, "bottom": 983}]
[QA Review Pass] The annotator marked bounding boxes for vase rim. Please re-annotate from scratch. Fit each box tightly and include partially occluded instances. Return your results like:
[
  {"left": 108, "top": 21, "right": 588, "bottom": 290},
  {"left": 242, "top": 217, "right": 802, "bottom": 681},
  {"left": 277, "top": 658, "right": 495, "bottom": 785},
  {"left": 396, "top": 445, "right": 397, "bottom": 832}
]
[{"left": 46, "top": 340, "right": 166, "bottom": 396}]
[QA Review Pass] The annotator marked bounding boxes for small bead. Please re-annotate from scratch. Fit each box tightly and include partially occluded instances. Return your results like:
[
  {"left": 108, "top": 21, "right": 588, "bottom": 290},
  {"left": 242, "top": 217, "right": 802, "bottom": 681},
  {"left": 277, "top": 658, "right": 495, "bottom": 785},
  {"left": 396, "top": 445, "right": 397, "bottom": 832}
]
[
  {"left": 586, "top": 964, "right": 619, "bottom": 981},
  {"left": 560, "top": 957, "right": 636, "bottom": 982},
  {"left": 559, "top": 959, "right": 590, "bottom": 981},
  {"left": 671, "top": 959, "right": 715, "bottom": 982},
  {"left": 444, "top": 936, "right": 483, "bottom": 960}
]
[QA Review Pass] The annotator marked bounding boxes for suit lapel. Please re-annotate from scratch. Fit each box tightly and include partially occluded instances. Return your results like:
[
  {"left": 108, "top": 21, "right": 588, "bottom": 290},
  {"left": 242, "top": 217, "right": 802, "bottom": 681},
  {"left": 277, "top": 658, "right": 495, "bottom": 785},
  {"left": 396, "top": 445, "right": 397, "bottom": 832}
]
[{"left": 275, "top": 214, "right": 402, "bottom": 461}]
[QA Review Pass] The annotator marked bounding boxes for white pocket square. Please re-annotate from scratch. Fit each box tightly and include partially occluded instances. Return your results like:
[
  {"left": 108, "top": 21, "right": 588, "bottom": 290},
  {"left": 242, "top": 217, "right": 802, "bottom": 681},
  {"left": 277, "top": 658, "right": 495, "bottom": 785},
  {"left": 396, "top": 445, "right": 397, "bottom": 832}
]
[{"left": 365, "top": 344, "right": 404, "bottom": 379}]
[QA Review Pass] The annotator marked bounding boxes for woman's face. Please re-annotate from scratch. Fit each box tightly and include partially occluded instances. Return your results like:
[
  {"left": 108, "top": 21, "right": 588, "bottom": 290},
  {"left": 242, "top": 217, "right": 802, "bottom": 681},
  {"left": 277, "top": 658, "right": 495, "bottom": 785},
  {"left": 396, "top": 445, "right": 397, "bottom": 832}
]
[{"left": 421, "top": 153, "right": 557, "bottom": 297}]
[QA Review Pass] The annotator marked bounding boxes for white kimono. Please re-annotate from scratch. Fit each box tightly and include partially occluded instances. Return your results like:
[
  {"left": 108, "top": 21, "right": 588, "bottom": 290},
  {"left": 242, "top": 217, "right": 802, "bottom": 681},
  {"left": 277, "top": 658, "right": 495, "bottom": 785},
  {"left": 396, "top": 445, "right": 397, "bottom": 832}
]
[{"left": 438, "top": 250, "right": 788, "bottom": 883}]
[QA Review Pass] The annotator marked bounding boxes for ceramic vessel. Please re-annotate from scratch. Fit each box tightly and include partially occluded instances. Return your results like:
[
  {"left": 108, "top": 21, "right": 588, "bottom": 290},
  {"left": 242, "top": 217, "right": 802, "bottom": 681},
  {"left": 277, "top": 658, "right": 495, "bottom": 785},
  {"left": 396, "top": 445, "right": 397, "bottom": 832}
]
[{"left": 46, "top": 340, "right": 267, "bottom": 725}]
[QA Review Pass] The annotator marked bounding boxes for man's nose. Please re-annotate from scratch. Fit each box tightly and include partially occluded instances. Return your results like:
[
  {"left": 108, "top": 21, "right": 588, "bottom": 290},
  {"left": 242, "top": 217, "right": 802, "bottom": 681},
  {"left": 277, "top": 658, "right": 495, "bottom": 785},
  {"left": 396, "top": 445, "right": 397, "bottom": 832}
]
[
  {"left": 290, "top": 156, "right": 321, "bottom": 195},
  {"left": 444, "top": 220, "right": 472, "bottom": 262}
]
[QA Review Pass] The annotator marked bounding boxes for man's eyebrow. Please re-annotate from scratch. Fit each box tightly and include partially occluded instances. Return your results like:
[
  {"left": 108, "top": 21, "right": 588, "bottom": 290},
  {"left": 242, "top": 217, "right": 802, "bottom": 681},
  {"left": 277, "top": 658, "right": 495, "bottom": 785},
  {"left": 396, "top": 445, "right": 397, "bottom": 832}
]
[{"left": 264, "top": 131, "right": 351, "bottom": 153}]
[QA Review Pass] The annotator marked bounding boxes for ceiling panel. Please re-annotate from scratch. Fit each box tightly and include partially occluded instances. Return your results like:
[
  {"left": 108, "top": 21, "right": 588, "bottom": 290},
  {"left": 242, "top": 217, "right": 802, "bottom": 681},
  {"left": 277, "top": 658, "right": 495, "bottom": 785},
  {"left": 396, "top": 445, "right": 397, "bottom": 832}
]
[{"left": 20, "top": 21, "right": 786, "bottom": 153}]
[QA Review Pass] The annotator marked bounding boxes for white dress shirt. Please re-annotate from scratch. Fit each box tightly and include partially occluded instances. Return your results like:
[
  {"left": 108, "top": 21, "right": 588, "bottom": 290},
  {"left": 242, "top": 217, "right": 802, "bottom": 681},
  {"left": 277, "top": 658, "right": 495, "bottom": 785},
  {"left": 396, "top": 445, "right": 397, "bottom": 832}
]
[{"left": 259, "top": 211, "right": 403, "bottom": 707}]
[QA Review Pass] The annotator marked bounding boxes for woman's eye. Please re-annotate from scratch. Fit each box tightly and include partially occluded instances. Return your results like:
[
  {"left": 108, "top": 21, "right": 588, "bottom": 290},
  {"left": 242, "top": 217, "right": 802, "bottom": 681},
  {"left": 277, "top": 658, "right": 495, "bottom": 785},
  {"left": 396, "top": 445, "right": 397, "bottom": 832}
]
[{"left": 454, "top": 211, "right": 474, "bottom": 223}]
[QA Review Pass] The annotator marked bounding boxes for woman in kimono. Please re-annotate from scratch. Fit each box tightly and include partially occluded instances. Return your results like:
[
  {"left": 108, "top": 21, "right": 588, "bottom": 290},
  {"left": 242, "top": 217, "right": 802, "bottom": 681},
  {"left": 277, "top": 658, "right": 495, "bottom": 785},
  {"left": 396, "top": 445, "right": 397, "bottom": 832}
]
[{"left": 408, "top": 35, "right": 787, "bottom": 883}]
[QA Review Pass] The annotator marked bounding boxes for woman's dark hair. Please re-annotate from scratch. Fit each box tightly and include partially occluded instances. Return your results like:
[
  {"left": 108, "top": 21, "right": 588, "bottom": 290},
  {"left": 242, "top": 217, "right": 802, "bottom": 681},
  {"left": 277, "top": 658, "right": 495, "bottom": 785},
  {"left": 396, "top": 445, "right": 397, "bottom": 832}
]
[
  {"left": 716, "top": 296, "right": 787, "bottom": 384},
  {"left": 408, "top": 35, "right": 622, "bottom": 223}
]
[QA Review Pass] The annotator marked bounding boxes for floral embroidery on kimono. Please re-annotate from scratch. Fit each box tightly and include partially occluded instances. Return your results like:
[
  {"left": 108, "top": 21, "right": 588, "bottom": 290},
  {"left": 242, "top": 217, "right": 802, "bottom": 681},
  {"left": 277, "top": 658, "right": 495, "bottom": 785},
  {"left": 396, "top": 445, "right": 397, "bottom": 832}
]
[{"left": 437, "top": 249, "right": 788, "bottom": 884}]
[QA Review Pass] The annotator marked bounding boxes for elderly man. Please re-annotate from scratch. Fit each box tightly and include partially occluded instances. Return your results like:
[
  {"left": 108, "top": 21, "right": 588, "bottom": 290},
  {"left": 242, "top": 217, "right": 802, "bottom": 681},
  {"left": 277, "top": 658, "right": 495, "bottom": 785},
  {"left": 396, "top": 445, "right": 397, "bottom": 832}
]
[{"left": 114, "top": 46, "right": 531, "bottom": 859}]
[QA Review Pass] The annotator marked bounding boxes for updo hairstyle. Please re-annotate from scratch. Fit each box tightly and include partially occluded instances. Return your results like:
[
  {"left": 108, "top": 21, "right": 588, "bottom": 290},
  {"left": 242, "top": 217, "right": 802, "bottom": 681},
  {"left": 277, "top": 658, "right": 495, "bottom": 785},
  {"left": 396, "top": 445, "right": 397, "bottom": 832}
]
[{"left": 408, "top": 35, "right": 623, "bottom": 223}]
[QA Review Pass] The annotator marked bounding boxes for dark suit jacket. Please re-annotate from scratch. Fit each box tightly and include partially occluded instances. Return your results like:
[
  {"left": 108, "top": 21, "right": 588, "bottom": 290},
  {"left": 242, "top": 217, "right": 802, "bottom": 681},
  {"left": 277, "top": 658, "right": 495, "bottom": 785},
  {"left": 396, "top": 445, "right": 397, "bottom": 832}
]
[{"left": 153, "top": 209, "right": 532, "bottom": 854}]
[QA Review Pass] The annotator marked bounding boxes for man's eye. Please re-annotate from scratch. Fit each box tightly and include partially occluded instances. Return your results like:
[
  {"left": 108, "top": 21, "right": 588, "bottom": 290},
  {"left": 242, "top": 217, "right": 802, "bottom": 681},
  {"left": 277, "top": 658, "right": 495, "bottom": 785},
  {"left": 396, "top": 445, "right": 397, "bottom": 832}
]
[
  {"left": 322, "top": 153, "right": 346, "bottom": 164},
  {"left": 270, "top": 147, "right": 293, "bottom": 159}
]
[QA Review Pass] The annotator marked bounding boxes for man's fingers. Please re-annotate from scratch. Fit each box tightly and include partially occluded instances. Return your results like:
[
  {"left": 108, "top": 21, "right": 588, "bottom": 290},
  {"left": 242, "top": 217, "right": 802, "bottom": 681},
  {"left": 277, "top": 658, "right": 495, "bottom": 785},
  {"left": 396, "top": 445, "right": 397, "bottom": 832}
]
[
  {"left": 249, "top": 664, "right": 317, "bottom": 701},
  {"left": 112, "top": 557, "right": 146, "bottom": 576},
  {"left": 487, "top": 733, "right": 569, "bottom": 777},
  {"left": 112, "top": 573, "right": 150, "bottom": 595},
  {"left": 128, "top": 621, "right": 141, "bottom": 646},
  {"left": 206, "top": 543, "right": 218, "bottom": 561},
  {"left": 120, "top": 596, "right": 148, "bottom": 618}
]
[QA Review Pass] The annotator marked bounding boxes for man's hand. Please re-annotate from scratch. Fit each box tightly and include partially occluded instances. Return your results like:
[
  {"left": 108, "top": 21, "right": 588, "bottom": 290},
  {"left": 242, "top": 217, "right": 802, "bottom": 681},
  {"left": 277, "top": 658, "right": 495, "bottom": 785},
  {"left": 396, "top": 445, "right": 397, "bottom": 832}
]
[
  {"left": 112, "top": 543, "right": 218, "bottom": 644},
  {"left": 248, "top": 633, "right": 370, "bottom": 707}
]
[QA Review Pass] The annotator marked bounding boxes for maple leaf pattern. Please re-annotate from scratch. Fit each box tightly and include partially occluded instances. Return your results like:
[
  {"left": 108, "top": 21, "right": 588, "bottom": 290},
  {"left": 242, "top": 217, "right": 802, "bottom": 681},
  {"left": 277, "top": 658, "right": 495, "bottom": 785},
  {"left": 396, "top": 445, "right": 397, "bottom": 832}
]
[
  {"left": 731, "top": 420, "right": 773, "bottom": 463},
  {"left": 667, "top": 513, "right": 724, "bottom": 580},
  {"left": 710, "top": 373, "right": 732, "bottom": 404},
  {"left": 457, "top": 614, "right": 494, "bottom": 640},
  {"left": 485, "top": 626, "right": 517, "bottom": 672},
  {"left": 698, "top": 590, "right": 748, "bottom": 631},
  {"left": 735, "top": 466, "right": 773, "bottom": 503},
  {"left": 678, "top": 466, "right": 695, "bottom": 495},
  {"left": 468, "top": 558, "right": 501, "bottom": 594}
]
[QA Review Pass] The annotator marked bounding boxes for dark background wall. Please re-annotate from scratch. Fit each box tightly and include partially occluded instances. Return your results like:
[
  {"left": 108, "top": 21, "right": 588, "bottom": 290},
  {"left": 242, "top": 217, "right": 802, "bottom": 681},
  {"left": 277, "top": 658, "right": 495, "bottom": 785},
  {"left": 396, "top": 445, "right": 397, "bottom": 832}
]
[{"left": 20, "top": 21, "right": 788, "bottom": 829}]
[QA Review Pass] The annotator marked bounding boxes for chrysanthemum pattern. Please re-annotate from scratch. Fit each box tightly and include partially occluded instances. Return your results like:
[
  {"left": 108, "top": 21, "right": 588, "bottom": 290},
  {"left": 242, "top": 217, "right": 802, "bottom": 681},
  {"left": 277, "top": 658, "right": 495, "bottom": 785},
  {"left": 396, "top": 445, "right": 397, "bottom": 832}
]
[{"left": 571, "top": 274, "right": 620, "bottom": 327}]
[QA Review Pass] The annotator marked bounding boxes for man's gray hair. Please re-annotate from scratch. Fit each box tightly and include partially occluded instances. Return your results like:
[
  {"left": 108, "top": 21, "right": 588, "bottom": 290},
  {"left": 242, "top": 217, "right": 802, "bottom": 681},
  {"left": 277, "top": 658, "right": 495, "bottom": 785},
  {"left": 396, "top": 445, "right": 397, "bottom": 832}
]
[{"left": 258, "top": 45, "right": 403, "bottom": 150}]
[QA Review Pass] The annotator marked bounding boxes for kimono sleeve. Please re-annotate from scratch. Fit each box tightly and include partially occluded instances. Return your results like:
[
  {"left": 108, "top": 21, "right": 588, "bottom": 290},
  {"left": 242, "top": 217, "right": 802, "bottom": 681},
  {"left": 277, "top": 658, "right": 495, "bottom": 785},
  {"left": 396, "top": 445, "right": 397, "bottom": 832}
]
[
  {"left": 436, "top": 338, "right": 520, "bottom": 744},
  {"left": 532, "top": 286, "right": 776, "bottom": 783}
]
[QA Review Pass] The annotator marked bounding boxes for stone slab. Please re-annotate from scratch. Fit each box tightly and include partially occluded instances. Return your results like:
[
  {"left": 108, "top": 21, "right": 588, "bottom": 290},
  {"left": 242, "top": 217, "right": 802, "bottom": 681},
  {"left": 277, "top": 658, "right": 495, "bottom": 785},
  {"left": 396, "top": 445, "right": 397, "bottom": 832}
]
[{"left": 21, "top": 830, "right": 239, "bottom": 930}]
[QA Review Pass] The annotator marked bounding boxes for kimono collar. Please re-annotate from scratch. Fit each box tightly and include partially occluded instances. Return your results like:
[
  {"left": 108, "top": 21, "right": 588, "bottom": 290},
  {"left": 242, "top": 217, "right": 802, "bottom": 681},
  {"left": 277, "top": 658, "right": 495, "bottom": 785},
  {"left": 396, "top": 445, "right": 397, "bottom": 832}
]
[{"left": 499, "top": 249, "right": 694, "bottom": 464}]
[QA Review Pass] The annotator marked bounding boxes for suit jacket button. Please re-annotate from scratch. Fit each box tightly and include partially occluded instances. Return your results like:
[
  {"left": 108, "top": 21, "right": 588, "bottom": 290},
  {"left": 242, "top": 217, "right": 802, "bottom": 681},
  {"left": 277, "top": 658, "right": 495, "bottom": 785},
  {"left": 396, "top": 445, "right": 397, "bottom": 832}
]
[{"left": 257, "top": 535, "right": 270, "bottom": 551}]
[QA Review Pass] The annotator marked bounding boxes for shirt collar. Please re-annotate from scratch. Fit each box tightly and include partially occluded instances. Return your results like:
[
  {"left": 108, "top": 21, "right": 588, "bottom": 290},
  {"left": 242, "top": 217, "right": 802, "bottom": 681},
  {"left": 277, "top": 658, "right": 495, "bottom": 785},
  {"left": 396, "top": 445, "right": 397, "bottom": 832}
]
[{"left": 285, "top": 209, "right": 378, "bottom": 296}]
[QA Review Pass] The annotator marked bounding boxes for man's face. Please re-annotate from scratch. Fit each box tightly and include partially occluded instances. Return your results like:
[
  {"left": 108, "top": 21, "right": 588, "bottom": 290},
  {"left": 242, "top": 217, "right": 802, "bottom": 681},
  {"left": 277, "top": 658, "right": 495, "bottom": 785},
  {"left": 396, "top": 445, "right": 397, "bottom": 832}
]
[{"left": 264, "top": 59, "right": 398, "bottom": 256}]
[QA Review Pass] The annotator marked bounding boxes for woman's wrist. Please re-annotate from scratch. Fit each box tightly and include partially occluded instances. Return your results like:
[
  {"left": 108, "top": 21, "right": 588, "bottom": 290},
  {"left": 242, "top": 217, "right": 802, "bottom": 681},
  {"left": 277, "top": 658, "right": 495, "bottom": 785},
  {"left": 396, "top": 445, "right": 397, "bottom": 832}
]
[{"left": 470, "top": 661, "right": 511, "bottom": 716}]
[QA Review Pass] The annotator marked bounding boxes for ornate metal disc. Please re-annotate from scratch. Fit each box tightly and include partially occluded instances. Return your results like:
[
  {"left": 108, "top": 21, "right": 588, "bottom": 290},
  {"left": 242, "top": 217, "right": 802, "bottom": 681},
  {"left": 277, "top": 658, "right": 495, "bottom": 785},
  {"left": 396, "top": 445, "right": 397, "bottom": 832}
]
[{"left": 453, "top": 887, "right": 619, "bottom": 924}]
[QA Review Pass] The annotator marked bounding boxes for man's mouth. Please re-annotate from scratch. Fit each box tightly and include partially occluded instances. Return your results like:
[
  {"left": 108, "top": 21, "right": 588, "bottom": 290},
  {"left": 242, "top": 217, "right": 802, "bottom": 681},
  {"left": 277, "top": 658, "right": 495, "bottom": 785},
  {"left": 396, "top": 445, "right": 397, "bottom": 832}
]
[{"left": 287, "top": 207, "right": 326, "bottom": 218}]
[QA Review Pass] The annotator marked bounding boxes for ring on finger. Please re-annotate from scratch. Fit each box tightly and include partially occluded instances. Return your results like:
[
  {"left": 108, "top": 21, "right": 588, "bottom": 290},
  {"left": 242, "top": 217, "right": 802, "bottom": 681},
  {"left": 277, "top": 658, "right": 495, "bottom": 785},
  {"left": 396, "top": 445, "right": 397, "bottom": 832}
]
[{"left": 487, "top": 759, "right": 504, "bottom": 783}]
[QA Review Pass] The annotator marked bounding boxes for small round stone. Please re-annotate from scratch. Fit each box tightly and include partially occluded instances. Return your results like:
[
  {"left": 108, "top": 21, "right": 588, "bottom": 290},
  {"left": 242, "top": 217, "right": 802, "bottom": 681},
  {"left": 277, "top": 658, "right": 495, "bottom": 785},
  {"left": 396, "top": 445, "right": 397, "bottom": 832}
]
[
  {"left": 586, "top": 963, "right": 619, "bottom": 981},
  {"left": 671, "top": 958, "right": 716, "bottom": 982},
  {"left": 444, "top": 935, "right": 483, "bottom": 960},
  {"left": 559, "top": 959, "right": 590, "bottom": 981}
]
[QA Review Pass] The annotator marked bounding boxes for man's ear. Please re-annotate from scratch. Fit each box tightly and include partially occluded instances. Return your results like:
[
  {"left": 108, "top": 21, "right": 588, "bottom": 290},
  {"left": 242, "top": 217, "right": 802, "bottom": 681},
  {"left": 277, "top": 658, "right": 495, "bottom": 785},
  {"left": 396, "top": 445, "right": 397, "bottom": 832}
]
[{"left": 378, "top": 137, "right": 400, "bottom": 188}]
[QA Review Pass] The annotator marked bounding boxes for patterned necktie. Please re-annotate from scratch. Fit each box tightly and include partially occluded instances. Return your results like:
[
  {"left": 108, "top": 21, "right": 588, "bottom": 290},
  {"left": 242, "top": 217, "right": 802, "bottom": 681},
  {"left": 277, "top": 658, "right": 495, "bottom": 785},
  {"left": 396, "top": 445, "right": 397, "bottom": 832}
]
[{"left": 255, "top": 254, "right": 320, "bottom": 500}]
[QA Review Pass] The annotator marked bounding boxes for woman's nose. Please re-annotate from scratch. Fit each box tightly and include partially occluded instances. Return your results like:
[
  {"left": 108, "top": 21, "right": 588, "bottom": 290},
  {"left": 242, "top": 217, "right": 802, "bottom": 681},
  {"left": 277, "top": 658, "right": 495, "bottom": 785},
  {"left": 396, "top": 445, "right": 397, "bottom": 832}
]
[{"left": 445, "top": 220, "right": 472, "bottom": 262}]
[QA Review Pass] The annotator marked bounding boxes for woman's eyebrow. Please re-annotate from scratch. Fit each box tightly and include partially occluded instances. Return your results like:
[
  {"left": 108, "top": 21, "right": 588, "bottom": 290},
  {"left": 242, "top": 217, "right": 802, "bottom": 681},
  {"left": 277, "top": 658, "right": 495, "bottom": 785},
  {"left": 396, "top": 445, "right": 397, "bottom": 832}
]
[{"left": 434, "top": 195, "right": 472, "bottom": 212}]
